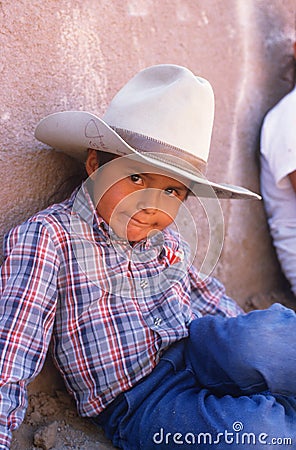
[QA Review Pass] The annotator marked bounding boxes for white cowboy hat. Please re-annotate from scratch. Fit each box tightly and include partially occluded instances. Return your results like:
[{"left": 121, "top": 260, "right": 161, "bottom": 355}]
[{"left": 35, "top": 64, "right": 260, "bottom": 200}]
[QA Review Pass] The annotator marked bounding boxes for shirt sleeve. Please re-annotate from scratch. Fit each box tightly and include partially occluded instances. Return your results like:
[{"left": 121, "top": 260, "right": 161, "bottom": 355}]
[
  {"left": 261, "top": 100, "right": 296, "bottom": 187},
  {"left": 188, "top": 264, "right": 244, "bottom": 318},
  {"left": 0, "top": 220, "right": 59, "bottom": 448}
]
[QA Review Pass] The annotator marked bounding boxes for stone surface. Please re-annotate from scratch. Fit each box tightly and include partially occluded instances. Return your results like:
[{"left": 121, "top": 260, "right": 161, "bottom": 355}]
[{"left": 33, "top": 421, "right": 59, "bottom": 450}]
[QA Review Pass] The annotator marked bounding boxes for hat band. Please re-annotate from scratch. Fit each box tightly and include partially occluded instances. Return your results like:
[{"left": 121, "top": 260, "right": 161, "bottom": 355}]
[{"left": 112, "top": 127, "right": 207, "bottom": 175}]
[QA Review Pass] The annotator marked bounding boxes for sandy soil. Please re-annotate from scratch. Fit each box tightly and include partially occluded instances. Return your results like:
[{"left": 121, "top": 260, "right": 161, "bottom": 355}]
[
  {"left": 11, "top": 354, "right": 116, "bottom": 450},
  {"left": 10, "top": 289, "right": 295, "bottom": 450},
  {"left": 11, "top": 386, "right": 115, "bottom": 450}
]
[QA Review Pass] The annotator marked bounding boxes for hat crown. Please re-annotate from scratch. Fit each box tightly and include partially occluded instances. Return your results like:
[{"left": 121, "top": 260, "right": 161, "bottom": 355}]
[{"left": 102, "top": 64, "right": 214, "bottom": 163}]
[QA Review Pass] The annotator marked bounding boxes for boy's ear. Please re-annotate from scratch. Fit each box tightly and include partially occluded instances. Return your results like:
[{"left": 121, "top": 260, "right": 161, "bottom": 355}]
[{"left": 85, "top": 149, "right": 99, "bottom": 176}]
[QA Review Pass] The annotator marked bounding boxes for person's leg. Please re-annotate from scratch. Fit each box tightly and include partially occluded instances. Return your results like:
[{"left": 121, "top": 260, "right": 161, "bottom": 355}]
[
  {"left": 97, "top": 339, "right": 296, "bottom": 450},
  {"left": 186, "top": 303, "right": 296, "bottom": 396},
  {"left": 124, "top": 380, "right": 296, "bottom": 449}
]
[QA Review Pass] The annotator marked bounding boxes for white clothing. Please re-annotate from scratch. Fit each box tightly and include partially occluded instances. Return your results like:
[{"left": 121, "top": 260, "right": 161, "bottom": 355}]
[{"left": 260, "top": 85, "right": 296, "bottom": 294}]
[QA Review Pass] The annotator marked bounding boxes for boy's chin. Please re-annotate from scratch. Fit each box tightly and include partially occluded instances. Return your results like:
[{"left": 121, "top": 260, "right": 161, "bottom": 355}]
[
  {"left": 125, "top": 232, "right": 147, "bottom": 243},
  {"left": 111, "top": 221, "right": 164, "bottom": 244},
  {"left": 113, "top": 227, "right": 148, "bottom": 244}
]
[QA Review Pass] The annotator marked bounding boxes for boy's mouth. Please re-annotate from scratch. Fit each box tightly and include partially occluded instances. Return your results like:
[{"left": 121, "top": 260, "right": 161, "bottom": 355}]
[{"left": 129, "top": 217, "right": 153, "bottom": 227}]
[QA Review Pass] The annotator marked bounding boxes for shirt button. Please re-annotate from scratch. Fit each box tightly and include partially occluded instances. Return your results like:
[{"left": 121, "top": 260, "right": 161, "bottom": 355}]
[{"left": 154, "top": 317, "right": 162, "bottom": 327}]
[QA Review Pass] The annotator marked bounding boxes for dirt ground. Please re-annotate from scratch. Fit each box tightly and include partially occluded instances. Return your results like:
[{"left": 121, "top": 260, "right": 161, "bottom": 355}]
[
  {"left": 11, "top": 352, "right": 116, "bottom": 449},
  {"left": 10, "top": 288, "right": 296, "bottom": 450},
  {"left": 11, "top": 389, "right": 115, "bottom": 450}
]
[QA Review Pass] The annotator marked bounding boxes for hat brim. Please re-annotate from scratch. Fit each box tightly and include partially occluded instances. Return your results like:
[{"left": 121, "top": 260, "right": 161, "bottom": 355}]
[{"left": 35, "top": 111, "right": 261, "bottom": 200}]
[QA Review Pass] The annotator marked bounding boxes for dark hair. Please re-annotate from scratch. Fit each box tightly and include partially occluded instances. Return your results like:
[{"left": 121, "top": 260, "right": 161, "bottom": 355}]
[{"left": 96, "top": 150, "right": 118, "bottom": 167}]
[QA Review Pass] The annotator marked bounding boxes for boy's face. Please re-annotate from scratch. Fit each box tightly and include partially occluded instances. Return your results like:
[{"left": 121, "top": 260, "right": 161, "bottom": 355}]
[{"left": 86, "top": 150, "right": 189, "bottom": 242}]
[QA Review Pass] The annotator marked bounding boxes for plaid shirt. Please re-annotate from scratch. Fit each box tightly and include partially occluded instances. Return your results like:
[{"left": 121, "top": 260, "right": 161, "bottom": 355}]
[{"left": 0, "top": 183, "right": 242, "bottom": 449}]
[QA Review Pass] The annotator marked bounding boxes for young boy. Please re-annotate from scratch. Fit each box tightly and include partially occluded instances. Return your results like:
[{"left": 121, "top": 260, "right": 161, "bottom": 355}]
[{"left": 1, "top": 65, "right": 296, "bottom": 450}]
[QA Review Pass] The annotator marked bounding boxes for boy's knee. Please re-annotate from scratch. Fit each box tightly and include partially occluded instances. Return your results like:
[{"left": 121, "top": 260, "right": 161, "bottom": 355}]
[
  {"left": 233, "top": 304, "right": 296, "bottom": 394},
  {"left": 188, "top": 303, "right": 296, "bottom": 364},
  {"left": 225, "top": 304, "right": 296, "bottom": 389},
  {"left": 186, "top": 304, "right": 296, "bottom": 395},
  {"left": 231, "top": 303, "right": 295, "bottom": 355}
]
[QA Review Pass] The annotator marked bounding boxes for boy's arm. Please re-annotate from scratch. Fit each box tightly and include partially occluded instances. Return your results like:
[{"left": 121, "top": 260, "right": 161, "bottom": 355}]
[
  {"left": 0, "top": 221, "right": 59, "bottom": 449},
  {"left": 188, "top": 264, "right": 244, "bottom": 318}
]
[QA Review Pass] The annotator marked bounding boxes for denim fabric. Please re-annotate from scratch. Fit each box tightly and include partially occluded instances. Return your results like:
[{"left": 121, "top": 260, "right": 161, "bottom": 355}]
[{"left": 95, "top": 303, "right": 296, "bottom": 449}]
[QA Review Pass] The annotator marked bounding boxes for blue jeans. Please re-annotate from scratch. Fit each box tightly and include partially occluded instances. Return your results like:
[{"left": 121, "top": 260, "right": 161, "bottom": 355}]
[{"left": 95, "top": 304, "right": 296, "bottom": 449}]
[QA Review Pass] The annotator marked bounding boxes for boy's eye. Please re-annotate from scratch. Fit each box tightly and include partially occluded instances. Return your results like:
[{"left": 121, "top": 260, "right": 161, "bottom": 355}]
[
  {"left": 164, "top": 188, "right": 178, "bottom": 197},
  {"left": 130, "top": 174, "right": 143, "bottom": 185}
]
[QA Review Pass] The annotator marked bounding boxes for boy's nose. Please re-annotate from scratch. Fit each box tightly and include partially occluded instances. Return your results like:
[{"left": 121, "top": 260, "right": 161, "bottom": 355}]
[{"left": 136, "top": 189, "right": 161, "bottom": 214}]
